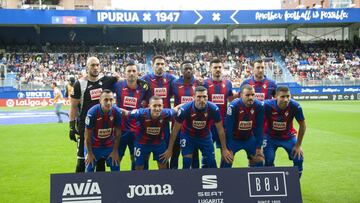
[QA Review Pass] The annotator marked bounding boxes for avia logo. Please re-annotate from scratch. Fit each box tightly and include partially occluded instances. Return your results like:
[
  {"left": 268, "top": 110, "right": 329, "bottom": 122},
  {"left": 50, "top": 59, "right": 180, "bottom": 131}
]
[
  {"left": 202, "top": 175, "right": 217, "bottom": 189},
  {"left": 62, "top": 179, "right": 101, "bottom": 203},
  {"left": 126, "top": 184, "right": 174, "bottom": 199}
]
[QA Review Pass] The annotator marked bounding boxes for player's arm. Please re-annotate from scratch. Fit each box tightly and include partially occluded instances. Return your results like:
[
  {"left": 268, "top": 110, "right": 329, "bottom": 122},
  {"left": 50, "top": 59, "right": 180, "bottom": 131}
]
[
  {"left": 53, "top": 91, "right": 60, "bottom": 103},
  {"left": 293, "top": 104, "right": 306, "bottom": 159},
  {"left": 172, "top": 103, "right": 185, "bottom": 112},
  {"left": 254, "top": 104, "right": 264, "bottom": 150},
  {"left": 109, "top": 127, "right": 121, "bottom": 166},
  {"left": 227, "top": 80, "right": 235, "bottom": 102},
  {"left": 225, "top": 105, "right": 235, "bottom": 149},
  {"left": 160, "top": 121, "right": 182, "bottom": 163},
  {"left": 215, "top": 121, "right": 234, "bottom": 164},
  {"left": 84, "top": 127, "right": 96, "bottom": 167}
]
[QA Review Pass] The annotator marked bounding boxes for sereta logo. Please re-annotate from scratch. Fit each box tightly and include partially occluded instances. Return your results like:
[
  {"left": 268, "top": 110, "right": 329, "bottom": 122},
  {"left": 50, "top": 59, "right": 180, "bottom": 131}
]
[
  {"left": 126, "top": 183, "right": 174, "bottom": 199},
  {"left": 62, "top": 179, "right": 101, "bottom": 203}
]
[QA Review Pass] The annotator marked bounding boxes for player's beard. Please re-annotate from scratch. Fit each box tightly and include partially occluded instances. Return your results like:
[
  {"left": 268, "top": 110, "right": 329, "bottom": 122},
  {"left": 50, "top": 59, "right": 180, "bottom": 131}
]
[{"left": 155, "top": 68, "right": 164, "bottom": 76}]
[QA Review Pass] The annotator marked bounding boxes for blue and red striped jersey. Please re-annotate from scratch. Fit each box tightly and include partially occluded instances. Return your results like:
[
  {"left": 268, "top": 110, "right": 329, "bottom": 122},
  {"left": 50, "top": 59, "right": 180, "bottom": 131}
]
[
  {"left": 128, "top": 108, "right": 176, "bottom": 145},
  {"left": 172, "top": 76, "right": 200, "bottom": 106},
  {"left": 114, "top": 80, "right": 149, "bottom": 132},
  {"left": 141, "top": 73, "right": 176, "bottom": 108},
  {"left": 225, "top": 99, "right": 264, "bottom": 148},
  {"left": 176, "top": 101, "right": 222, "bottom": 139},
  {"left": 264, "top": 99, "right": 305, "bottom": 140},
  {"left": 204, "top": 78, "right": 233, "bottom": 121},
  {"left": 85, "top": 104, "right": 122, "bottom": 148},
  {"left": 240, "top": 76, "right": 277, "bottom": 101}
]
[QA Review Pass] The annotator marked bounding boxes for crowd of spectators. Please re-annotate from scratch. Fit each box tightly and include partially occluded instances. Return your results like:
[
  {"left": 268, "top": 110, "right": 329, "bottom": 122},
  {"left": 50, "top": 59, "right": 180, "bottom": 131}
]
[{"left": 0, "top": 39, "right": 359, "bottom": 90}]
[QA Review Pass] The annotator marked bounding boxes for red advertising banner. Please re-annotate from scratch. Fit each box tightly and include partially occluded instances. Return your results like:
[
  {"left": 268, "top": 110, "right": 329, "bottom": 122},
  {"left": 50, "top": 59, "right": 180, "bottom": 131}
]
[{"left": 0, "top": 98, "right": 71, "bottom": 107}]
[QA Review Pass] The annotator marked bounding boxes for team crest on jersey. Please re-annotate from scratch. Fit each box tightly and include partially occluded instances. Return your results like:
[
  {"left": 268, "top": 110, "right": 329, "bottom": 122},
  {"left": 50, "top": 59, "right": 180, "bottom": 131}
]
[
  {"left": 109, "top": 116, "right": 114, "bottom": 121},
  {"left": 124, "top": 96, "right": 137, "bottom": 108},
  {"left": 154, "top": 88, "right": 167, "bottom": 98},
  {"left": 285, "top": 111, "right": 289, "bottom": 117},
  {"left": 204, "top": 113, "right": 208, "bottom": 118},
  {"left": 273, "top": 121, "right": 287, "bottom": 131},
  {"left": 238, "top": 121, "right": 252, "bottom": 130},
  {"left": 227, "top": 107, "right": 232, "bottom": 115},
  {"left": 163, "top": 78, "right": 167, "bottom": 83},
  {"left": 212, "top": 94, "right": 224, "bottom": 104},
  {"left": 181, "top": 96, "right": 193, "bottom": 104},
  {"left": 90, "top": 88, "right": 102, "bottom": 100},
  {"left": 146, "top": 127, "right": 161, "bottom": 136},
  {"left": 193, "top": 120, "right": 206, "bottom": 129},
  {"left": 263, "top": 84, "right": 267, "bottom": 89},
  {"left": 222, "top": 84, "right": 226, "bottom": 88},
  {"left": 98, "top": 128, "right": 112, "bottom": 138},
  {"left": 250, "top": 109, "right": 254, "bottom": 114}
]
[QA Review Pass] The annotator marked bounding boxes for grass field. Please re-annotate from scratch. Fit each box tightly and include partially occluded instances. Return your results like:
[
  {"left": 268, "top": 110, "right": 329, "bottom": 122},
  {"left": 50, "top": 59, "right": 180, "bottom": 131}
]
[{"left": 0, "top": 101, "right": 360, "bottom": 203}]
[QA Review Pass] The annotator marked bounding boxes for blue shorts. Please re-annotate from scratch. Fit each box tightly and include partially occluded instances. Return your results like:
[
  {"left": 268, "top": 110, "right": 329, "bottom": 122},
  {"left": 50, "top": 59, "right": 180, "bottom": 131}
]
[
  {"left": 179, "top": 133, "right": 215, "bottom": 160},
  {"left": 263, "top": 135, "right": 302, "bottom": 163},
  {"left": 229, "top": 136, "right": 257, "bottom": 159},
  {"left": 84, "top": 147, "right": 119, "bottom": 172},
  {"left": 118, "top": 131, "right": 134, "bottom": 157},
  {"left": 134, "top": 141, "right": 167, "bottom": 167}
]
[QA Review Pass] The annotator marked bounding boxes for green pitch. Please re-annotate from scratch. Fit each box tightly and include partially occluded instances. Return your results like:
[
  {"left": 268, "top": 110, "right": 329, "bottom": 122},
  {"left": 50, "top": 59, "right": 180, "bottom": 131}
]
[{"left": 0, "top": 101, "right": 359, "bottom": 203}]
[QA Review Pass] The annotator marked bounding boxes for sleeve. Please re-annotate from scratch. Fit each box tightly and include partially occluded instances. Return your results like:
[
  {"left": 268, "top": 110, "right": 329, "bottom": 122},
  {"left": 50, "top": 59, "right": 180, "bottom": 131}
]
[
  {"left": 175, "top": 106, "right": 187, "bottom": 123},
  {"left": 71, "top": 81, "right": 81, "bottom": 99},
  {"left": 128, "top": 108, "right": 143, "bottom": 120},
  {"left": 254, "top": 103, "right": 264, "bottom": 148},
  {"left": 211, "top": 104, "right": 222, "bottom": 123},
  {"left": 114, "top": 107, "right": 122, "bottom": 128},
  {"left": 112, "top": 82, "right": 118, "bottom": 93},
  {"left": 85, "top": 109, "right": 95, "bottom": 129},
  {"left": 227, "top": 80, "right": 233, "bottom": 97},
  {"left": 294, "top": 103, "right": 305, "bottom": 122},
  {"left": 108, "top": 76, "right": 118, "bottom": 86},
  {"left": 225, "top": 104, "right": 235, "bottom": 148},
  {"left": 163, "top": 108, "right": 176, "bottom": 120}
]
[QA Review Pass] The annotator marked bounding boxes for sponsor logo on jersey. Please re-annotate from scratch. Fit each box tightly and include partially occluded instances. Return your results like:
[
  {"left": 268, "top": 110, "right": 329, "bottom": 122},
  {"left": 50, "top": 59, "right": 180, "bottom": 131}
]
[
  {"left": 211, "top": 94, "right": 225, "bottom": 104},
  {"left": 97, "top": 128, "right": 112, "bottom": 138},
  {"left": 90, "top": 88, "right": 102, "bottom": 101},
  {"left": 193, "top": 120, "right": 207, "bottom": 129},
  {"left": 272, "top": 121, "right": 287, "bottom": 131},
  {"left": 146, "top": 127, "right": 161, "bottom": 136},
  {"left": 181, "top": 96, "right": 193, "bottom": 104},
  {"left": 154, "top": 88, "right": 167, "bottom": 98},
  {"left": 124, "top": 96, "right": 137, "bottom": 108},
  {"left": 238, "top": 121, "right": 253, "bottom": 130},
  {"left": 254, "top": 93, "right": 265, "bottom": 101}
]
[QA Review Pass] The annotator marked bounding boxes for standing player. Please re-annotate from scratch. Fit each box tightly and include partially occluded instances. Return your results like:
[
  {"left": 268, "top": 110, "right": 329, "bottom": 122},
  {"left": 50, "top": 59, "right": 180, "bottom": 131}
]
[
  {"left": 221, "top": 85, "right": 264, "bottom": 168},
  {"left": 114, "top": 62, "right": 150, "bottom": 170},
  {"left": 122, "top": 96, "right": 182, "bottom": 170},
  {"left": 203, "top": 58, "right": 233, "bottom": 167},
  {"left": 170, "top": 61, "right": 200, "bottom": 169},
  {"left": 240, "top": 59, "right": 276, "bottom": 101},
  {"left": 84, "top": 90, "right": 121, "bottom": 172},
  {"left": 52, "top": 81, "right": 68, "bottom": 123},
  {"left": 69, "top": 56, "right": 117, "bottom": 172},
  {"left": 161, "top": 86, "right": 233, "bottom": 169},
  {"left": 263, "top": 86, "right": 306, "bottom": 177}
]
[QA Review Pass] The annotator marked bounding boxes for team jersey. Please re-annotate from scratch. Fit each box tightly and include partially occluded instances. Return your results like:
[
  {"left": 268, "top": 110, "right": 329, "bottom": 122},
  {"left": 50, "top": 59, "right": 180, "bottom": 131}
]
[
  {"left": 141, "top": 73, "right": 176, "bottom": 108},
  {"left": 225, "top": 99, "right": 264, "bottom": 148},
  {"left": 114, "top": 80, "right": 149, "bottom": 132},
  {"left": 172, "top": 76, "right": 200, "bottom": 106},
  {"left": 240, "top": 76, "right": 276, "bottom": 101},
  {"left": 71, "top": 76, "right": 117, "bottom": 121},
  {"left": 204, "top": 78, "right": 233, "bottom": 121},
  {"left": 85, "top": 104, "right": 122, "bottom": 148},
  {"left": 176, "top": 101, "right": 222, "bottom": 139},
  {"left": 264, "top": 99, "right": 305, "bottom": 140},
  {"left": 128, "top": 108, "right": 176, "bottom": 145}
]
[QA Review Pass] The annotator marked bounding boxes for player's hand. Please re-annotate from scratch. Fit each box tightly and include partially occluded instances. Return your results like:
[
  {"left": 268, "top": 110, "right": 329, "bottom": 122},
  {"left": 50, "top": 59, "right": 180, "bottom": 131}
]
[
  {"left": 85, "top": 152, "right": 96, "bottom": 167},
  {"left": 197, "top": 77, "right": 204, "bottom": 85},
  {"left": 159, "top": 149, "right": 172, "bottom": 164},
  {"left": 69, "top": 120, "right": 78, "bottom": 142},
  {"left": 253, "top": 148, "right": 265, "bottom": 163},
  {"left": 221, "top": 148, "right": 234, "bottom": 164},
  {"left": 108, "top": 151, "right": 119, "bottom": 166},
  {"left": 292, "top": 145, "right": 303, "bottom": 159}
]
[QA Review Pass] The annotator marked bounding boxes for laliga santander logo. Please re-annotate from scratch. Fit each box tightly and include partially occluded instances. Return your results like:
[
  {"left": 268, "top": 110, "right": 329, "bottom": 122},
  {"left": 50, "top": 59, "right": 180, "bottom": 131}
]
[{"left": 6, "top": 99, "right": 15, "bottom": 107}]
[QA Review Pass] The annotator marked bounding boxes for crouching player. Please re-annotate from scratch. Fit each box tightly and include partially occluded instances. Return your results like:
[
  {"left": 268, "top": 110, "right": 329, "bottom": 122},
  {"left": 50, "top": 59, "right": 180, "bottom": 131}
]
[
  {"left": 161, "top": 86, "right": 233, "bottom": 169},
  {"left": 84, "top": 89, "right": 121, "bottom": 172},
  {"left": 122, "top": 96, "right": 182, "bottom": 170},
  {"left": 221, "top": 84, "right": 264, "bottom": 168},
  {"left": 263, "top": 86, "right": 306, "bottom": 177}
]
